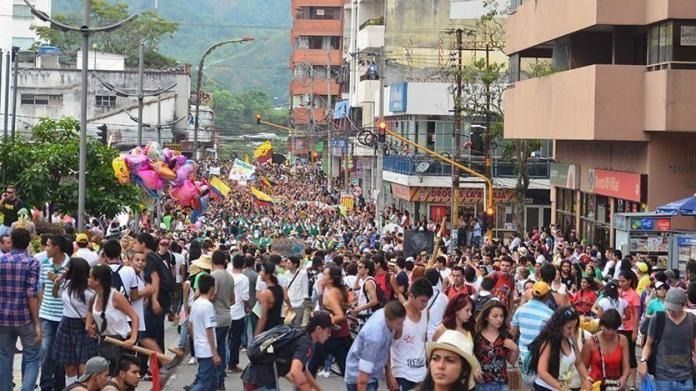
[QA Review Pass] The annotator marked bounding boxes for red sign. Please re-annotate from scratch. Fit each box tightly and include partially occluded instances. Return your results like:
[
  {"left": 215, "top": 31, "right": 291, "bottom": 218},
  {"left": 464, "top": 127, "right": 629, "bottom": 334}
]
[
  {"left": 592, "top": 169, "right": 641, "bottom": 202},
  {"left": 411, "top": 187, "right": 515, "bottom": 203},
  {"left": 391, "top": 183, "right": 411, "bottom": 201},
  {"left": 655, "top": 218, "right": 672, "bottom": 232},
  {"left": 430, "top": 205, "right": 448, "bottom": 223}
]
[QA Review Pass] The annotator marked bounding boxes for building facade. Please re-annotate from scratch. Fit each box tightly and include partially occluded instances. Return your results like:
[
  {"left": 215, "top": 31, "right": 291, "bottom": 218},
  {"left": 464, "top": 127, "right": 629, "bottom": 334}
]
[{"left": 504, "top": 0, "right": 696, "bottom": 247}]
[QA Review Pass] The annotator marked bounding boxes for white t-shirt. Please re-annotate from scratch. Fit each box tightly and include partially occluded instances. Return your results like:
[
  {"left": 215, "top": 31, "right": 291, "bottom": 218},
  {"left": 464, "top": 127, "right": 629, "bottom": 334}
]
[
  {"left": 391, "top": 308, "right": 428, "bottom": 382},
  {"left": 230, "top": 271, "right": 250, "bottom": 321},
  {"left": 61, "top": 287, "right": 95, "bottom": 318},
  {"left": 173, "top": 252, "right": 185, "bottom": 283},
  {"left": 596, "top": 297, "right": 629, "bottom": 330},
  {"left": 286, "top": 269, "right": 308, "bottom": 308},
  {"left": 75, "top": 248, "right": 100, "bottom": 267},
  {"left": 603, "top": 260, "right": 616, "bottom": 279},
  {"left": 108, "top": 263, "right": 141, "bottom": 329},
  {"left": 426, "top": 288, "right": 449, "bottom": 341},
  {"left": 190, "top": 297, "right": 217, "bottom": 358}
]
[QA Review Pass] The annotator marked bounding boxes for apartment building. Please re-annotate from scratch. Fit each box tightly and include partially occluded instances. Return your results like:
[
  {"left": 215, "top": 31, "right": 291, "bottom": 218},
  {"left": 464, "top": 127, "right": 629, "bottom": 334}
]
[{"left": 504, "top": 0, "right": 696, "bottom": 246}]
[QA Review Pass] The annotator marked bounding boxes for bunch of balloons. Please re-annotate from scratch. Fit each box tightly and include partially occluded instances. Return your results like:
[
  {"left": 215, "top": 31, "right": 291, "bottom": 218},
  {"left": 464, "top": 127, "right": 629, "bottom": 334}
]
[{"left": 112, "top": 142, "right": 211, "bottom": 220}]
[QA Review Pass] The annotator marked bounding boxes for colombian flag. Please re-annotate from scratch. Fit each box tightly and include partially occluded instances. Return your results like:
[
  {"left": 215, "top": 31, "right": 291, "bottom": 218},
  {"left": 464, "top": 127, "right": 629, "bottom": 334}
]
[
  {"left": 254, "top": 141, "right": 273, "bottom": 163},
  {"left": 209, "top": 176, "right": 230, "bottom": 197},
  {"left": 259, "top": 175, "right": 274, "bottom": 189},
  {"left": 250, "top": 186, "right": 275, "bottom": 207}
]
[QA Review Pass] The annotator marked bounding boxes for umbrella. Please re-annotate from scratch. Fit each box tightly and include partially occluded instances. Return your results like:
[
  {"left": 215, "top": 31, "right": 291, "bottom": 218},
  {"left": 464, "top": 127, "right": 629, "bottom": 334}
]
[
  {"left": 655, "top": 193, "right": 696, "bottom": 215},
  {"left": 382, "top": 223, "right": 404, "bottom": 234}
]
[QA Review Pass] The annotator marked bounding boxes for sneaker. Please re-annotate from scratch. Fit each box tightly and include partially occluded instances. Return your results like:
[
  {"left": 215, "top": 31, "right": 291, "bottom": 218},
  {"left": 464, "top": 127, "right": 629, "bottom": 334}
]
[
  {"left": 330, "top": 362, "right": 343, "bottom": 376},
  {"left": 187, "top": 357, "right": 197, "bottom": 365},
  {"left": 318, "top": 369, "right": 331, "bottom": 378},
  {"left": 227, "top": 366, "right": 243, "bottom": 374}
]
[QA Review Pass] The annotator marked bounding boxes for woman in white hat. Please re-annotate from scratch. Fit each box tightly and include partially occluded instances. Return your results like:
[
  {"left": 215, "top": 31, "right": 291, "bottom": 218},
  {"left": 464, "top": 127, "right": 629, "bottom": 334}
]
[{"left": 420, "top": 329, "right": 481, "bottom": 391}]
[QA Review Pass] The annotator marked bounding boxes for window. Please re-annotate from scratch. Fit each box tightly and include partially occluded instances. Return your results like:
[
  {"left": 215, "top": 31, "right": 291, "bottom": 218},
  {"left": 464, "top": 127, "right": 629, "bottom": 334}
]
[
  {"left": 649, "top": 21, "right": 673, "bottom": 64},
  {"left": 11, "top": 37, "right": 35, "bottom": 51},
  {"left": 21, "top": 94, "right": 62, "bottom": 105},
  {"left": 12, "top": 4, "right": 33, "bottom": 20},
  {"left": 96, "top": 95, "right": 116, "bottom": 107},
  {"left": 296, "top": 7, "right": 341, "bottom": 20},
  {"left": 297, "top": 36, "right": 340, "bottom": 50}
]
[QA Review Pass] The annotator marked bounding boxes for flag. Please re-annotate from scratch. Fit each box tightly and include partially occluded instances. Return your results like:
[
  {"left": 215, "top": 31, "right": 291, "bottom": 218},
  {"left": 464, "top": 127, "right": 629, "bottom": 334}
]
[
  {"left": 254, "top": 141, "right": 273, "bottom": 163},
  {"left": 250, "top": 186, "right": 275, "bottom": 207},
  {"left": 209, "top": 176, "right": 230, "bottom": 197},
  {"left": 259, "top": 175, "right": 274, "bottom": 189}
]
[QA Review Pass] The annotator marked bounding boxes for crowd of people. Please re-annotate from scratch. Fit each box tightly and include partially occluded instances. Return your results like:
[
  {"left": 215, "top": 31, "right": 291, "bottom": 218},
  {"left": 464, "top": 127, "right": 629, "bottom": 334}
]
[{"left": 1, "top": 159, "right": 696, "bottom": 391}]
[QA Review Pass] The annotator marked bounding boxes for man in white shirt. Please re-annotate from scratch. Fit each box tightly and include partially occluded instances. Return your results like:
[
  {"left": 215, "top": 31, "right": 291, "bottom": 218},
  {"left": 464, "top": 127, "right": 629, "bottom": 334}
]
[
  {"left": 227, "top": 254, "right": 250, "bottom": 373},
  {"left": 103, "top": 240, "right": 146, "bottom": 334},
  {"left": 424, "top": 269, "right": 449, "bottom": 341},
  {"left": 285, "top": 256, "right": 309, "bottom": 327},
  {"left": 188, "top": 274, "right": 220, "bottom": 391},
  {"left": 74, "top": 233, "right": 99, "bottom": 266}
]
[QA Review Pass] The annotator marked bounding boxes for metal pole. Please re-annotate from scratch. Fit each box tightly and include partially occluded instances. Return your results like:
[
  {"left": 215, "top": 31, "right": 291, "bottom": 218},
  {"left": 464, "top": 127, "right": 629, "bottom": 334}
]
[
  {"left": 137, "top": 42, "right": 144, "bottom": 146},
  {"left": 375, "top": 47, "right": 385, "bottom": 229},
  {"left": 0, "top": 50, "right": 4, "bottom": 184},
  {"left": 451, "top": 28, "right": 463, "bottom": 248},
  {"left": 10, "top": 51, "right": 19, "bottom": 139},
  {"left": 327, "top": 53, "right": 333, "bottom": 193},
  {"left": 156, "top": 94, "right": 161, "bottom": 229},
  {"left": 3, "top": 52, "right": 9, "bottom": 137},
  {"left": 77, "top": 0, "right": 90, "bottom": 231}
]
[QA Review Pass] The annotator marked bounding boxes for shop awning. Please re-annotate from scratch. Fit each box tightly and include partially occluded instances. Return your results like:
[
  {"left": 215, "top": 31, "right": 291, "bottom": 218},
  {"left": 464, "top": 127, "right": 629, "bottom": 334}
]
[{"left": 655, "top": 194, "right": 696, "bottom": 216}]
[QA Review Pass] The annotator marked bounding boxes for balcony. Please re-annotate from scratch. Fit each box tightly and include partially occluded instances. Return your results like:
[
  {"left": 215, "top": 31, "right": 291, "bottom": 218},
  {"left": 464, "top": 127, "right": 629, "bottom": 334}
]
[
  {"left": 507, "top": 0, "right": 696, "bottom": 54},
  {"left": 644, "top": 68, "right": 696, "bottom": 132},
  {"left": 357, "top": 79, "right": 380, "bottom": 104},
  {"left": 504, "top": 64, "right": 648, "bottom": 141},
  {"left": 290, "top": 78, "right": 341, "bottom": 96},
  {"left": 293, "top": 19, "right": 342, "bottom": 36},
  {"left": 383, "top": 154, "right": 551, "bottom": 178},
  {"left": 357, "top": 24, "right": 384, "bottom": 52},
  {"left": 292, "top": 49, "right": 343, "bottom": 65}
]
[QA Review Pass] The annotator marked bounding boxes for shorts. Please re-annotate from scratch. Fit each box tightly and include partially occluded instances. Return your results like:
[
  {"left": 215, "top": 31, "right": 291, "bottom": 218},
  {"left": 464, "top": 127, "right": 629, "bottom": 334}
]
[{"left": 618, "top": 330, "right": 637, "bottom": 368}]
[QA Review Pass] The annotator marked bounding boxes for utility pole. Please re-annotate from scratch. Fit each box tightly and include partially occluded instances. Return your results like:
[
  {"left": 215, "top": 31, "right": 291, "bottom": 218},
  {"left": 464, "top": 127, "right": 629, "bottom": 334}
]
[
  {"left": 10, "top": 49, "right": 18, "bottom": 139},
  {"left": 23, "top": 0, "right": 137, "bottom": 231},
  {"left": 451, "top": 28, "right": 464, "bottom": 251},
  {"left": 3, "top": 52, "right": 9, "bottom": 139},
  {"left": 375, "top": 47, "right": 385, "bottom": 229},
  {"left": 137, "top": 42, "right": 144, "bottom": 145},
  {"left": 484, "top": 43, "right": 492, "bottom": 180},
  {"left": 327, "top": 53, "right": 333, "bottom": 193}
]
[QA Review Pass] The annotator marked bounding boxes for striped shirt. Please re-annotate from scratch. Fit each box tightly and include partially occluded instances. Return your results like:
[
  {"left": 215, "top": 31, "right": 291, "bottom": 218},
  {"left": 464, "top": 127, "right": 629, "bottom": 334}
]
[
  {"left": 39, "top": 254, "right": 70, "bottom": 322},
  {"left": 511, "top": 298, "right": 554, "bottom": 357},
  {"left": 0, "top": 249, "right": 40, "bottom": 326}
]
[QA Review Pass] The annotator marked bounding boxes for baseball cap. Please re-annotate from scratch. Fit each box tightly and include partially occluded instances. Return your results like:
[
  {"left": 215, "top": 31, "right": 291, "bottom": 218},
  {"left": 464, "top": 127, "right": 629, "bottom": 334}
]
[
  {"left": 664, "top": 287, "right": 687, "bottom": 312},
  {"left": 77, "top": 356, "right": 109, "bottom": 382},
  {"left": 76, "top": 233, "right": 89, "bottom": 243},
  {"left": 665, "top": 269, "right": 677, "bottom": 280},
  {"left": 654, "top": 281, "right": 666, "bottom": 290},
  {"left": 635, "top": 262, "right": 648, "bottom": 273},
  {"left": 306, "top": 310, "right": 340, "bottom": 331},
  {"left": 532, "top": 281, "right": 550, "bottom": 297}
]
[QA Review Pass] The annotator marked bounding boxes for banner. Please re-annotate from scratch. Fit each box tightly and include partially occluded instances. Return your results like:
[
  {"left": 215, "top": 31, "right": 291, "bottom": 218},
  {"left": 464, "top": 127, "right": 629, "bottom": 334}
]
[
  {"left": 208, "top": 166, "right": 221, "bottom": 176},
  {"left": 228, "top": 159, "right": 256, "bottom": 182},
  {"left": 403, "top": 230, "right": 434, "bottom": 258}
]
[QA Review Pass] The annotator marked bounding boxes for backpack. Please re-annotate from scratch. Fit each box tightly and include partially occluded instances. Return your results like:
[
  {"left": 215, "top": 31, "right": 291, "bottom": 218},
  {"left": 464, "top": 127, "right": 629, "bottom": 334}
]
[
  {"left": 363, "top": 277, "right": 387, "bottom": 312},
  {"left": 155, "top": 252, "right": 176, "bottom": 294},
  {"left": 246, "top": 325, "right": 306, "bottom": 365},
  {"left": 110, "top": 264, "right": 129, "bottom": 302},
  {"left": 472, "top": 293, "right": 495, "bottom": 319}
]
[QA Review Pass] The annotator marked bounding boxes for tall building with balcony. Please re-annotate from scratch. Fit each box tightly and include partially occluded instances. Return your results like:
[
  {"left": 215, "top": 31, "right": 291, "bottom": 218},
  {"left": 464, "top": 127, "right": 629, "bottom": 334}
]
[
  {"left": 290, "top": 0, "right": 344, "bottom": 133},
  {"left": 504, "top": 0, "right": 696, "bottom": 247}
]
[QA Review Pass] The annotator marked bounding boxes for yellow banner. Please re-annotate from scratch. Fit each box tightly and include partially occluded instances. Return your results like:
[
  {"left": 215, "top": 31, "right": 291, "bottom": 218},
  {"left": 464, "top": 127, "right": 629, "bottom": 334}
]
[{"left": 209, "top": 176, "right": 230, "bottom": 197}]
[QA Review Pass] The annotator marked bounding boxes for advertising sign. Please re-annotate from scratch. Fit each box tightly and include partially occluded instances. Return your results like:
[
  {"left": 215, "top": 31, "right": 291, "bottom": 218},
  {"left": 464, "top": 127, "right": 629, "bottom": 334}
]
[
  {"left": 389, "top": 83, "right": 408, "bottom": 113},
  {"left": 228, "top": 159, "right": 256, "bottom": 182},
  {"left": 550, "top": 163, "right": 579, "bottom": 189},
  {"left": 593, "top": 169, "right": 641, "bottom": 202}
]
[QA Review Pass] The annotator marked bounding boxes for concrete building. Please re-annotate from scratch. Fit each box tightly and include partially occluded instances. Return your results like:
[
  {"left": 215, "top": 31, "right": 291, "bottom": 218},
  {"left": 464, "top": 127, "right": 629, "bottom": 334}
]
[
  {"left": 504, "top": 0, "right": 696, "bottom": 246},
  {"left": 13, "top": 51, "right": 191, "bottom": 148}
]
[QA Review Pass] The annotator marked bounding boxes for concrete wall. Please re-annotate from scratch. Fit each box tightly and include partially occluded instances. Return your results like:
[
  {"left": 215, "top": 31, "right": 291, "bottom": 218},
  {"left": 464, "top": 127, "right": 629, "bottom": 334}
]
[
  {"left": 647, "top": 133, "right": 696, "bottom": 209},
  {"left": 383, "top": 82, "right": 454, "bottom": 116}
]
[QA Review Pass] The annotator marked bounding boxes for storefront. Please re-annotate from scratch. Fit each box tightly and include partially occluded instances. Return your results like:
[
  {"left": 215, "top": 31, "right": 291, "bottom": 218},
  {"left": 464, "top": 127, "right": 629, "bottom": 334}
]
[{"left": 550, "top": 163, "right": 580, "bottom": 233}]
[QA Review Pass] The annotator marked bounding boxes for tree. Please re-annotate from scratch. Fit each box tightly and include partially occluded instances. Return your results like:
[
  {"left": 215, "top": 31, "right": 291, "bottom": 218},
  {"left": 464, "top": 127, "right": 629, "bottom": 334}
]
[
  {"left": 455, "top": 0, "right": 543, "bottom": 232},
  {"left": 32, "top": 0, "right": 178, "bottom": 68},
  {"left": 0, "top": 117, "right": 141, "bottom": 218}
]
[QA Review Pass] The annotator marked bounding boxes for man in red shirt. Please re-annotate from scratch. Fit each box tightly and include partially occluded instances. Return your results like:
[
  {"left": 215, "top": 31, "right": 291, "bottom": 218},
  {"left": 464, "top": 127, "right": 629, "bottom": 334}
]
[
  {"left": 445, "top": 266, "right": 474, "bottom": 300},
  {"left": 493, "top": 256, "right": 514, "bottom": 311}
]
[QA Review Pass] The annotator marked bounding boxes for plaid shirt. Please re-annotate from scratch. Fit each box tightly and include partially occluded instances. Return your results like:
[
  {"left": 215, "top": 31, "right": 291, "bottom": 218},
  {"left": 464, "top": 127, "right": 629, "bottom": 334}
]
[{"left": 0, "top": 249, "right": 40, "bottom": 326}]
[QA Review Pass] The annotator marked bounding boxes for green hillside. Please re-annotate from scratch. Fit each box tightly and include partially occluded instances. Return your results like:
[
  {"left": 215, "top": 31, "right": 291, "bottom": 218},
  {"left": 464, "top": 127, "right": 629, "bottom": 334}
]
[{"left": 53, "top": 0, "right": 292, "bottom": 101}]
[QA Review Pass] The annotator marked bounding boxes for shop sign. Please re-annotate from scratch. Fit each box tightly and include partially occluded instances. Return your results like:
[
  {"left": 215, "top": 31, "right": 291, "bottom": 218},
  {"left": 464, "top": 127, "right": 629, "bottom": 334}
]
[
  {"left": 410, "top": 187, "right": 515, "bottom": 203},
  {"left": 593, "top": 169, "right": 641, "bottom": 202},
  {"left": 677, "top": 236, "right": 696, "bottom": 246},
  {"left": 550, "top": 163, "right": 579, "bottom": 189},
  {"left": 389, "top": 83, "right": 408, "bottom": 112},
  {"left": 630, "top": 217, "right": 672, "bottom": 232},
  {"left": 681, "top": 25, "right": 696, "bottom": 46},
  {"left": 391, "top": 183, "right": 411, "bottom": 201}
]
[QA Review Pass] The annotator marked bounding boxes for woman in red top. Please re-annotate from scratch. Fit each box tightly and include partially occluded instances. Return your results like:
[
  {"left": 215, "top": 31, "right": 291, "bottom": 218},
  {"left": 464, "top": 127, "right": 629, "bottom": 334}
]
[
  {"left": 571, "top": 277, "right": 598, "bottom": 317},
  {"left": 581, "top": 309, "right": 630, "bottom": 390}
]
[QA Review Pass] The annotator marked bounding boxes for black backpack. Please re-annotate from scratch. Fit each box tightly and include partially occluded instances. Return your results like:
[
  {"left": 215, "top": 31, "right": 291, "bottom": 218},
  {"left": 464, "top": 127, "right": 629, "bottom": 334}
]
[
  {"left": 247, "top": 325, "right": 306, "bottom": 365},
  {"left": 110, "top": 264, "right": 129, "bottom": 301},
  {"left": 363, "top": 277, "right": 387, "bottom": 312}
]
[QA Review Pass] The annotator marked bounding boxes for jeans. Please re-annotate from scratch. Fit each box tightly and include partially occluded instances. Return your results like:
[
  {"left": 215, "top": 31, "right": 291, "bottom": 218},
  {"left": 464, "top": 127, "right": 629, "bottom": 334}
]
[
  {"left": 396, "top": 377, "right": 418, "bottom": 390},
  {"left": 39, "top": 319, "right": 65, "bottom": 391},
  {"left": 214, "top": 326, "right": 229, "bottom": 387},
  {"left": 0, "top": 323, "right": 42, "bottom": 391},
  {"left": 655, "top": 378, "right": 693, "bottom": 391},
  {"left": 227, "top": 318, "right": 244, "bottom": 368},
  {"left": 242, "top": 313, "right": 258, "bottom": 349},
  {"left": 476, "top": 382, "right": 509, "bottom": 391},
  {"left": 178, "top": 317, "right": 190, "bottom": 349},
  {"left": 190, "top": 357, "right": 216, "bottom": 391},
  {"left": 346, "top": 381, "right": 379, "bottom": 391}
]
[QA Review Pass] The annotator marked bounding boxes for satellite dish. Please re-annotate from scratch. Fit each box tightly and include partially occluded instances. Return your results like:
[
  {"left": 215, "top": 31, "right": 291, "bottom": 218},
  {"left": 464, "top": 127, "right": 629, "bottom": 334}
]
[{"left": 416, "top": 161, "right": 431, "bottom": 174}]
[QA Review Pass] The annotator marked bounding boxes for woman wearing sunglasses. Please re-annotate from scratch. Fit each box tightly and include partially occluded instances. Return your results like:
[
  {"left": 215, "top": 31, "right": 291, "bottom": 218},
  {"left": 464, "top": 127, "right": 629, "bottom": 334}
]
[{"left": 527, "top": 306, "right": 592, "bottom": 391}]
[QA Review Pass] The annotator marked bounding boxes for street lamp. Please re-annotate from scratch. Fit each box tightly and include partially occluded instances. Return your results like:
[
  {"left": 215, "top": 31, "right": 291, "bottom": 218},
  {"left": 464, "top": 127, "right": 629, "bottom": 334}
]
[
  {"left": 23, "top": 0, "right": 137, "bottom": 231},
  {"left": 193, "top": 37, "right": 254, "bottom": 158}
]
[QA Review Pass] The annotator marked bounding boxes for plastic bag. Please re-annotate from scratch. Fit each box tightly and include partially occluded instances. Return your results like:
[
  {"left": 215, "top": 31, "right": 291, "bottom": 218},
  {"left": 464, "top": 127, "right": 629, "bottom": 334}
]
[{"left": 641, "top": 376, "right": 655, "bottom": 391}]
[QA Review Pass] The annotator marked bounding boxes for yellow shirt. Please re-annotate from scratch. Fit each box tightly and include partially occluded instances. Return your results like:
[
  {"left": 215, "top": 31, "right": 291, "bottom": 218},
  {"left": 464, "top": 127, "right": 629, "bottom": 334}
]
[{"left": 637, "top": 274, "right": 651, "bottom": 295}]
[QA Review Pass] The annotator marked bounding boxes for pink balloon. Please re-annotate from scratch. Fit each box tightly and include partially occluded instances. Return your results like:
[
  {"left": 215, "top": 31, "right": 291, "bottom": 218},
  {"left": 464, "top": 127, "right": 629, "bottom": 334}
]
[
  {"left": 137, "top": 167, "right": 164, "bottom": 191},
  {"left": 171, "top": 180, "right": 198, "bottom": 206},
  {"left": 175, "top": 164, "right": 194, "bottom": 185},
  {"left": 125, "top": 154, "right": 149, "bottom": 170}
]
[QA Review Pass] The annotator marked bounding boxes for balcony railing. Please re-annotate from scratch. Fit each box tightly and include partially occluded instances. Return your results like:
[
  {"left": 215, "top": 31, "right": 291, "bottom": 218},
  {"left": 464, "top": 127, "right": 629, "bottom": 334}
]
[
  {"left": 359, "top": 17, "right": 384, "bottom": 31},
  {"left": 383, "top": 154, "right": 551, "bottom": 179}
]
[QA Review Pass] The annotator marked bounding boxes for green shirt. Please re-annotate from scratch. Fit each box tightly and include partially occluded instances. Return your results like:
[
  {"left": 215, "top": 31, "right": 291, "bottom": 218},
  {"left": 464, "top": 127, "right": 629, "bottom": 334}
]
[
  {"left": 646, "top": 297, "right": 665, "bottom": 316},
  {"left": 39, "top": 255, "right": 70, "bottom": 322}
]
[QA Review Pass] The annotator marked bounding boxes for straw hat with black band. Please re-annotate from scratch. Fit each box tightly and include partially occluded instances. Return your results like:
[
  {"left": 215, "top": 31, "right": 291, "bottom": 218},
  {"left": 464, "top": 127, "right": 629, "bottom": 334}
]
[{"left": 426, "top": 329, "right": 481, "bottom": 389}]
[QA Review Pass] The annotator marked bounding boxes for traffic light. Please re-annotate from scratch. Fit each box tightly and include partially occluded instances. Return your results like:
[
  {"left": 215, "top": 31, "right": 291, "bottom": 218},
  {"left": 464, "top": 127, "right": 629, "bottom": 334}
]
[
  {"left": 96, "top": 124, "right": 108, "bottom": 145},
  {"left": 377, "top": 120, "right": 387, "bottom": 143},
  {"left": 484, "top": 206, "right": 495, "bottom": 231},
  {"left": 256, "top": 114, "right": 261, "bottom": 125}
]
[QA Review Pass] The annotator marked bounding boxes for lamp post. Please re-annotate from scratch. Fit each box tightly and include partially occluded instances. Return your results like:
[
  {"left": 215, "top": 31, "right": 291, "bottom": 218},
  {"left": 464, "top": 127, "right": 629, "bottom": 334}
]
[
  {"left": 23, "top": 0, "right": 137, "bottom": 231},
  {"left": 194, "top": 37, "right": 254, "bottom": 159}
]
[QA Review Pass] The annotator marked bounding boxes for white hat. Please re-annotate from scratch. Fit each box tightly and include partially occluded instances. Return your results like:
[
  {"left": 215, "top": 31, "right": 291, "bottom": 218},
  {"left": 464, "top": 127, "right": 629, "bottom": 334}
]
[
  {"left": 426, "top": 330, "right": 481, "bottom": 389},
  {"left": 517, "top": 247, "right": 529, "bottom": 256}
]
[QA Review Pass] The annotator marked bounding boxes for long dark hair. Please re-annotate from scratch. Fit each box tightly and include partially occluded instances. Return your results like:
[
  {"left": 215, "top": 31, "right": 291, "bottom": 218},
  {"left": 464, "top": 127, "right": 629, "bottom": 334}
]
[
  {"left": 475, "top": 300, "right": 510, "bottom": 337},
  {"left": 64, "top": 257, "right": 90, "bottom": 304},
  {"left": 528, "top": 306, "right": 580, "bottom": 379},
  {"left": 442, "top": 293, "right": 475, "bottom": 333},
  {"left": 188, "top": 241, "right": 202, "bottom": 263},
  {"left": 327, "top": 266, "right": 349, "bottom": 303},
  {"left": 418, "top": 351, "right": 472, "bottom": 391},
  {"left": 261, "top": 262, "right": 278, "bottom": 285},
  {"left": 91, "top": 264, "right": 112, "bottom": 334}
]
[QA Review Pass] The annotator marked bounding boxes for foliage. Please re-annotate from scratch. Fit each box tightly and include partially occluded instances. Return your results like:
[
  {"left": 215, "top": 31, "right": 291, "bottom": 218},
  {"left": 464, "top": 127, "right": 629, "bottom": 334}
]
[
  {"left": 33, "top": 0, "right": 178, "bottom": 68},
  {"left": 0, "top": 117, "right": 141, "bottom": 218}
]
